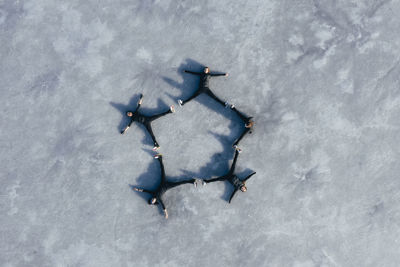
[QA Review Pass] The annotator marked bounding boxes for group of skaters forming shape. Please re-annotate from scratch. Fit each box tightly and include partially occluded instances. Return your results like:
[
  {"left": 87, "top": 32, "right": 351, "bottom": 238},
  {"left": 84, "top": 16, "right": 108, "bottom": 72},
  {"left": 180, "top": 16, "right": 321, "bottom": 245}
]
[{"left": 122, "top": 66, "right": 256, "bottom": 219}]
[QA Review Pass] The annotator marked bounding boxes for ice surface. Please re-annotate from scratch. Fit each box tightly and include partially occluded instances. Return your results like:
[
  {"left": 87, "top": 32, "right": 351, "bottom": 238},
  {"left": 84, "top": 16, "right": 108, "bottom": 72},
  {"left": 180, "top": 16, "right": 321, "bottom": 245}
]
[{"left": 1, "top": 0, "right": 400, "bottom": 266}]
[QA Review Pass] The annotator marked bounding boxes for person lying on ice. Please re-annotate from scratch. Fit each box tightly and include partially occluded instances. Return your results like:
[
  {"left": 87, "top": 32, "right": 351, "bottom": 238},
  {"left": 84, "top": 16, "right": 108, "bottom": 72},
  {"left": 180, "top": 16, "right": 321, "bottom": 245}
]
[
  {"left": 202, "top": 149, "right": 256, "bottom": 203},
  {"left": 121, "top": 94, "right": 175, "bottom": 151},
  {"left": 130, "top": 154, "right": 197, "bottom": 219},
  {"left": 178, "top": 66, "right": 228, "bottom": 107}
]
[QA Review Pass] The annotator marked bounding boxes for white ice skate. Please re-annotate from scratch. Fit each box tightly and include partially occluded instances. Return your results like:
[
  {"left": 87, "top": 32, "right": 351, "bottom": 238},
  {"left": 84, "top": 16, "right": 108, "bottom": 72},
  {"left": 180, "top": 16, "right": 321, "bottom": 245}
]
[{"left": 233, "top": 145, "right": 242, "bottom": 153}]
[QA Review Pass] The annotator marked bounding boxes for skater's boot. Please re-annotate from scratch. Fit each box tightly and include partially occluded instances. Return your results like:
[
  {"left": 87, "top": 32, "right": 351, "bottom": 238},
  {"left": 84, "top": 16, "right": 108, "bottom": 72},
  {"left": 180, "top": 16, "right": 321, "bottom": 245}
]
[
  {"left": 233, "top": 145, "right": 242, "bottom": 153},
  {"left": 129, "top": 185, "right": 142, "bottom": 192},
  {"left": 164, "top": 209, "right": 168, "bottom": 219}
]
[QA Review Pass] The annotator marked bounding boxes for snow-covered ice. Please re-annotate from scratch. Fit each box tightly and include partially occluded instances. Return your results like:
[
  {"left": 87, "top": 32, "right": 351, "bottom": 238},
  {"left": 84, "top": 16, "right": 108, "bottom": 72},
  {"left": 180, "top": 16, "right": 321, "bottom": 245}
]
[{"left": 1, "top": 0, "right": 400, "bottom": 266}]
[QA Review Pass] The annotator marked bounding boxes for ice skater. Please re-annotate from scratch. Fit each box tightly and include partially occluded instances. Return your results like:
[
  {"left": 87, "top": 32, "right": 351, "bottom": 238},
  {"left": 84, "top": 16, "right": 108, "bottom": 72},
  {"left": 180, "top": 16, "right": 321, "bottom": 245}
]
[
  {"left": 178, "top": 67, "right": 228, "bottom": 107},
  {"left": 230, "top": 106, "right": 254, "bottom": 150},
  {"left": 121, "top": 94, "right": 175, "bottom": 150},
  {"left": 202, "top": 149, "right": 256, "bottom": 203},
  {"left": 130, "top": 154, "right": 197, "bottom": 219}
]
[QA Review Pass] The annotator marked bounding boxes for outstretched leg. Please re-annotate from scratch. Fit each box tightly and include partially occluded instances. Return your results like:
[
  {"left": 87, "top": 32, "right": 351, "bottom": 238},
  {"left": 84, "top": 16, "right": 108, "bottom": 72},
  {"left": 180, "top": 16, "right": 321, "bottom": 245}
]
[
  {"left": 229, "top": 149, "right": 240, "bottom": 174},
  {"left": 233, "top": 127, "right": 251, "bottom": 147},
  {"left": 148, "top": 107, "right": 173, "bottom": 122},
  {"left": 154, "top": 154, "right": 166, "bottom": 183},
  {"left": 167, "top": 178, "right": 196, "bottom": 189},
  {"left": 143, "top": 121, "right": 159, "bottom": 148},
  {"left": 163, "top": 208, "right": 168, "bottom": 219},
  {"left": 204, "top": 88, "right": 226, "bottom": 107},
  {"left": 179, "top": 89, "right": 202, "bottom": 106},
  {"left": 203, "top": 176, "right": 226, "bottom": 183},
  {"left": 231, "top": 106, "right": 251, "bottom": 123}
]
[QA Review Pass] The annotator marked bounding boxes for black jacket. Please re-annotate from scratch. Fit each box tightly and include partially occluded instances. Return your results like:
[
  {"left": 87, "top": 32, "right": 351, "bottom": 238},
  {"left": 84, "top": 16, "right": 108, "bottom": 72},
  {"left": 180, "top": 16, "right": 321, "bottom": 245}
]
[{"left": 184, "top": 70, "right": 226, "bottom": 88}]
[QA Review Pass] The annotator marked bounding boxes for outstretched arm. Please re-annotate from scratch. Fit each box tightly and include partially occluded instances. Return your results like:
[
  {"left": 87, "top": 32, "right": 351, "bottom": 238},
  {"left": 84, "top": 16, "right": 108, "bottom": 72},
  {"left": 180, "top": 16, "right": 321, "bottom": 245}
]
[
  {"left": 158, "top": 199, "right": 168, "bottom": 219},
  {"left": 136, "top": 93, "right": 143, "bottom": 109},
  {"left": 121, "top": 119, "right": 134, "bottom": 134},
  {"left": 129, "top": 185, "right": 153, "bottom": 194},
  {"left": 121, "top": 94, "right": 144, "bottom": 134},
  {"left": 210, "top": 73, "right": 228, "bottom": 77},
  {"left": 229, "top": 150, "right": 240, "bottom": 174},
  {"left": 243, "top": 172, "right": 256, "bottom": 181},
  {"left": 228, "top": 189, "right": 238, "bottom": 203},
  {"left": 183, "top": 70, "right": 201, "bottom": 75}
]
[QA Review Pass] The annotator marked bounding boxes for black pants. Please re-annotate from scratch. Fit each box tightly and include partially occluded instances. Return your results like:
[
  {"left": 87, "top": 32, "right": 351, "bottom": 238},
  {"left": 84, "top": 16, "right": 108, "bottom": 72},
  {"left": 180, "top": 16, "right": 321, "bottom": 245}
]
[
  {"left": 143, "top": 109, "right": 172, "bottom": 147},
  {"left": 203, "top": 176, "right": 226, "bottom": 183},
  {"left": 231, "top": 107, "right": 249, "bottom": 123},
  {"left": 181, "top": 87, "right": 226, "bottom": 107},
  {"left": 233, "top": 127, "right": 251, "bottom": 147}
]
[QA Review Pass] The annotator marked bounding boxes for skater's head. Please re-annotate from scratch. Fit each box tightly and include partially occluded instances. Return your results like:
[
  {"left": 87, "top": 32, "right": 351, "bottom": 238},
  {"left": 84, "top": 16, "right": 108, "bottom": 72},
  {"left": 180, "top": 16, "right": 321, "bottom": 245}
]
[
  {"left": 203, "top": 67, "right": 209, "bottom": 73},
  {"left": 126, "top": 111, "right": 133, "bottom": 117},
  {"left": 240, "top": 185, "right": 247, "bottom": 192},
  {"left": 149, "top": 197, "right": 157, "bottom": 205}
]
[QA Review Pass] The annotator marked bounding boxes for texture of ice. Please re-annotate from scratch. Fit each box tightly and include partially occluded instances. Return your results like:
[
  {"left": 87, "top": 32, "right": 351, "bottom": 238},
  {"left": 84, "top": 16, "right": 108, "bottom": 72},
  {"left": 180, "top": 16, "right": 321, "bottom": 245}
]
[{"left": 1, "top": 0, "right": 400, "bottom": 266}]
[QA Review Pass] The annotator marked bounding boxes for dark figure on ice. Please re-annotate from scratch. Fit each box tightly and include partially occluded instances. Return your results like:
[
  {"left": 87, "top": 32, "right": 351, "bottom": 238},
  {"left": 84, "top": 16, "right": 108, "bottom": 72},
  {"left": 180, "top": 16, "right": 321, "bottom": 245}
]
[
  {"left": 121, "top": 94, "right": 175, "bottom": 150},
  {"left": 130, "top": 154, "right": 196, "bottom": 219},
  {"left": 230, "top": 105, "right": 254, "bottom": 150},
  {"left": 178, "top": 67, "right": 228, "bottom": 107},
  {"left": 202, "top": 149, "right": 256, "bottom": 203}
]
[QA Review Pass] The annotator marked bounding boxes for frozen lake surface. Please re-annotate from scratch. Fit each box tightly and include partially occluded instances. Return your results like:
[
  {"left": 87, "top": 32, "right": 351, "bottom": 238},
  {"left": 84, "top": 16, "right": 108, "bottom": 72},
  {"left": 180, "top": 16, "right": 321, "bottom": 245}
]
[{"left": 1, "top": 0, "right": 400, "bottom": 266}]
